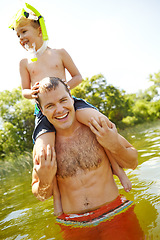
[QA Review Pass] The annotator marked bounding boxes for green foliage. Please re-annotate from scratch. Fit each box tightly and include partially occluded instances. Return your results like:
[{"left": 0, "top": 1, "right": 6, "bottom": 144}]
[
  {"left": 0, "top": 151, "right": 32, "bottom": 176},
  {"left": 121, "top": 73, "right": 160, "bottom": 127},
  {"left": 0, "top": 87, "right": 34, "bottom": 160},
  {"left": 72, "top": 74, "right": 131, "bottom": 126},
  {"left": 149, "top": 71, "right": 160, "bottom": 87},
  {"left": 1, "top": 71, "right": 160, "bottom": 161},
  {"left": 122, "top": 116, "right": 138, "bottom": 127},
  {"left": 72, "top": 72, "right": 160, "bottom": 129}
]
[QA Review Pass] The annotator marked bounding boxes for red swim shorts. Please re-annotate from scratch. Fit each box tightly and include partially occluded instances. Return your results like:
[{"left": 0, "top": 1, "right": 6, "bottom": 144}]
[{"left": 56, "top": 195, "right": 144, "bottom": 240}]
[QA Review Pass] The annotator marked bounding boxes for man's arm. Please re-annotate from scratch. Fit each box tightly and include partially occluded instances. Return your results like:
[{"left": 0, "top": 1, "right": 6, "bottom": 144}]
[
  {"left": 32, "top": 144, "right": 57, "bottom": 201},
  {"left": 89, "top": 117, "right": 138, "bottom": 169}
]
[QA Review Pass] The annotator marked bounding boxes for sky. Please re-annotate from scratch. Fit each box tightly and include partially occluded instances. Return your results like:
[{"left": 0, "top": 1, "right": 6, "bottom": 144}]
[{"left": 1, "top": 0, "right": 160, "bottom": 93}]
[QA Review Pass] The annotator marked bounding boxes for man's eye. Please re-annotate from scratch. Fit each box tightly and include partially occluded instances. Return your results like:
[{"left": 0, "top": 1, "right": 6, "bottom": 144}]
[
  {"left": 46, "top": 105, "right": 53, "bottom": 109},
  {"left": 23, "top": 30, "right": 27, "bottom": 34},
  {"left": 61, "top": 99, "right": 67, "bottom": 102}
]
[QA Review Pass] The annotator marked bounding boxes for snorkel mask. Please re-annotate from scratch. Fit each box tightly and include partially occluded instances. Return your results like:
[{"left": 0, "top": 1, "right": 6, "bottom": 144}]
[
  {"left": 9, "top": 3, "right": 49, "bottom": 61},
  {"left": 9, "top": 3, "right": 48, "bottom": 41}
]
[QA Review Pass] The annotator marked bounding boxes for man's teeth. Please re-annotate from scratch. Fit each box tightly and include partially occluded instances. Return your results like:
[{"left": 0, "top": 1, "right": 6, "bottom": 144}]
[{"left": 56, "top": 113, "right": 68, "bottom": 119}]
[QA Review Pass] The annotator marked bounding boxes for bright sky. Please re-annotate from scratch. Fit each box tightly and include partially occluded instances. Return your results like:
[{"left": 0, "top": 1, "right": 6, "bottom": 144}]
[{"left": 1, "top": 0, "right": 160, "bottom": 93}]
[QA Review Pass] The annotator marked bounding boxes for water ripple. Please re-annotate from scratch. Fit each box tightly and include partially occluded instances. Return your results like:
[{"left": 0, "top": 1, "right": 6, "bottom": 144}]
[{"left": 0, "top": 208, "right": 30, "bottom": 224}]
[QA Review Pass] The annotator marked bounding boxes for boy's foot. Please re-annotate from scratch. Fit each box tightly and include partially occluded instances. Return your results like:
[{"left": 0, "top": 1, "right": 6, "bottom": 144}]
[
  {"left": 119, "top": 173, "right": 132, "bottom": 192},
  {"left": 53, "top": 200, "right": 63, "bottom": 216}
]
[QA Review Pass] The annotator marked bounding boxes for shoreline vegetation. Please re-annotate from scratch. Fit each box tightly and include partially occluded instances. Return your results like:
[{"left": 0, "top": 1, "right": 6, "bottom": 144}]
[
  {"left": 0, "top": 72, "right": 160, "bottom": 167},
  {"left": 1, "top": 119, "right": 160, "bottom": 177},
  {"left": 0, "top": 152, "right": 33, "bottom": 178}
]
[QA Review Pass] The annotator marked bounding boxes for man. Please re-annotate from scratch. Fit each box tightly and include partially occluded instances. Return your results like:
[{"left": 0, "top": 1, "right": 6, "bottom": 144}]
[{"left": 32, "top": 77, "right": 144, "bottom": 239}]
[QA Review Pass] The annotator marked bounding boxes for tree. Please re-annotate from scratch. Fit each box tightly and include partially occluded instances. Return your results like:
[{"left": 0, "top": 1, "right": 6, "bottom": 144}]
[
  {"left": 149, "top": 71, "right": 160, "bottom": 87},
  {"left": 122, "top": 72, "right": 160, "bottom": 127},
  {"left": 71, "top": 74, "right": 131, "bottom": 126},
  {"left": 1, "top": 71, "right": 160, "bottom": 160},
  {"left": 0, "top": 87, "right": 35, "bottom": 160}
]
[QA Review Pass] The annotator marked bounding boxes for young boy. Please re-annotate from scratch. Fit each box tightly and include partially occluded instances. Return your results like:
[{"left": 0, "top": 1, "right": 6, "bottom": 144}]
[{"left": 9, "top": 3, "right": 132, "bottom": 216}]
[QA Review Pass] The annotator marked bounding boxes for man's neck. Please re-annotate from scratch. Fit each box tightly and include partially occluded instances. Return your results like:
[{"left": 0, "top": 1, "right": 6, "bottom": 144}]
[{"left": 56, "top": 120, "right": 81, "bottom": 138}]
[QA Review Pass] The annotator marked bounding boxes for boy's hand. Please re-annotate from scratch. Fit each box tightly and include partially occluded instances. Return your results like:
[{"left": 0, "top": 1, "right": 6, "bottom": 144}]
[
  {"left": 34, "top": 145, "right": 57, "bottom": 186},
  {"left": 31, "top": 82, "right": 39, "bottom": 99},
  {"left": 62, "top": 79, "right": 71, "bottom": 91}
]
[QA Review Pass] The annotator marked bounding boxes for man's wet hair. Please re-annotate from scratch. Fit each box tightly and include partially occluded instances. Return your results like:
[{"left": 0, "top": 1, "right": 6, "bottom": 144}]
[{"left": 37, "top": 77, "right": 72, "bottom": 107}]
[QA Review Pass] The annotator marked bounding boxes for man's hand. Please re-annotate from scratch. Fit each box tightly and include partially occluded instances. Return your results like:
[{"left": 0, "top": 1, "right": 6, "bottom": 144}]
[
  {"left": 89, "top": 117, "right": 138, "bottom": 169},
  {"left": 34, "top": 145, "right": 57, "bottom": 186},
  {"left": 89, "top": 117, "right": 120, "bottom": 153}
]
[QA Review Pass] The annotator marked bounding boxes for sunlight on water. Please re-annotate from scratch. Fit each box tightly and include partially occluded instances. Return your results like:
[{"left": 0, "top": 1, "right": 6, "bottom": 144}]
[
  {"left": 118, "top": 121, "right": 160, "bottom": 239},
  {"left": 1, "top": 121, "right": 160, "bottom": 239}
]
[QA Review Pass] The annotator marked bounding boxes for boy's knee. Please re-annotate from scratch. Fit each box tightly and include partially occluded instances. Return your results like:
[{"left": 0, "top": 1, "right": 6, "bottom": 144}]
[{"left": 34, "top": 132, "right": 55, "bottom": 155}]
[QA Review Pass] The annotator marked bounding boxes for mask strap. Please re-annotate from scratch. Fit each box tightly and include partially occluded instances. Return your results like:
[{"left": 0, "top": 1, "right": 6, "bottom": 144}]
[{"left": 25, "top": 3, "right": 48, "bottom": 41}]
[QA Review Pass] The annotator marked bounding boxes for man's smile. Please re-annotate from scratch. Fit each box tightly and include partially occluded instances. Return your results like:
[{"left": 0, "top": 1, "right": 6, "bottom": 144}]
[{"left": 55, "top": 112, "right": 69, "bottom": 120}]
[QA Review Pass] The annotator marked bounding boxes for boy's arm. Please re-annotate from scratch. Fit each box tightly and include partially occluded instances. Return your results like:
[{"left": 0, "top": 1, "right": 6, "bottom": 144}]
[
  {"left": 32, "top": 145, "right": 57, "bottom": 201},
  {"left": 59, "top": 49, "right": 82, "bottom": 89},
  {"left": 19, "top": 59, "right": 39, "bottom": 99}
]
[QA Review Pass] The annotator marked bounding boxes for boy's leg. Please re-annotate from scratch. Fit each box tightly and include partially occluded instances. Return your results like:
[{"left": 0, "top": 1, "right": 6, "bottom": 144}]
[
  {"left": 34, "top": 132, "right": 55, "bottom": 156},
  {"left": 106, "top": 149, "right": 132, "bottom": 192},
  {"left": 53, "top": 177, "right": 63, "bottom": 216},
  {"left": 75, "top": 107, "right": 113, "bottom": 128},
  {"left": 76, "top": 108, "right": 132, "bottom": 192}
]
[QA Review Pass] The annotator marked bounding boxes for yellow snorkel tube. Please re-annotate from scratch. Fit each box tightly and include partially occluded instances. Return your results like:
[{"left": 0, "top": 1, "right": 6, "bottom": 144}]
[
  {"left": 9, "top": 2, "right": 48, "bottom": 41},
  {"left": 25, "top": 3, "right": 48, "bottom": 41}
]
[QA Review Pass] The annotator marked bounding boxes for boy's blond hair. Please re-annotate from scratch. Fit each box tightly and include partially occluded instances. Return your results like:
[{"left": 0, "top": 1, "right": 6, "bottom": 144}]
[
  {"left": 13, "top": 13, "right": 40, "bottom": 31},
  {"left": 9, "top": 3, "right": 48, "bottom": 41}
]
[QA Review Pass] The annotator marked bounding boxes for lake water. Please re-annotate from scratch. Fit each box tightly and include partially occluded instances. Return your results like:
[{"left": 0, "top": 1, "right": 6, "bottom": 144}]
[{"left": 1, "top": 121, "right": 160, "bottom": 239}]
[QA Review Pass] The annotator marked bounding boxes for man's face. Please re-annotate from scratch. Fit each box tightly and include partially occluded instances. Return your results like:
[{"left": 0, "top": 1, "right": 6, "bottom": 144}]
[{"left": 40, "top": 82, "right": 75, "bottom": 132}]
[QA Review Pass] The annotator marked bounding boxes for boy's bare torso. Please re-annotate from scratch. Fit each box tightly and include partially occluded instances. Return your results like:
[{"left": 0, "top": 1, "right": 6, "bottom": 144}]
[
  {"left": 23, "top": 48, "right": 66, "bottom": 86},
  {"left": 55, "top": 124, "right": 119, "bottom": 214}
]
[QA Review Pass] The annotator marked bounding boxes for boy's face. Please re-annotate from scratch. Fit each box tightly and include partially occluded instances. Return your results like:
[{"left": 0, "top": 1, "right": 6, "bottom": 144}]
[{"left": 16, "top": 23, "right": 41, "bottom": 50}]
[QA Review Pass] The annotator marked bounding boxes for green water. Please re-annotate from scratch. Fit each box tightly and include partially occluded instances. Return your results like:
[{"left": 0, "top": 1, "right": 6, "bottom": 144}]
[{"left": 1, "top": 121, "right": 160, "bottom": 239}]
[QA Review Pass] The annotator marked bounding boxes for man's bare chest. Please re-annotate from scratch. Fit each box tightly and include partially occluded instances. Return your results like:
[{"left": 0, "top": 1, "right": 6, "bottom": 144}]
[{"left": 55, "top": 127, "right": 104, "bottom": 178}]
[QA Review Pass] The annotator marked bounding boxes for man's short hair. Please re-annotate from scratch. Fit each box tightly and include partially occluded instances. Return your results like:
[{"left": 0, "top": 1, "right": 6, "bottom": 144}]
[{"left": 37, "top": 77, "right": 72, "bottom": 107}]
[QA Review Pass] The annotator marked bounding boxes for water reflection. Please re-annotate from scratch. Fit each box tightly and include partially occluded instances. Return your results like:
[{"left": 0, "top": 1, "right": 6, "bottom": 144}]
[{"left": 1, "top": 121, "right": 160, "bottom": 239}]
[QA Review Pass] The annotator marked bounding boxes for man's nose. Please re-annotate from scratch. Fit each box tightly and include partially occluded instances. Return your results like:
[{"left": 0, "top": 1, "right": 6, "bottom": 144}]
[{"left": 56, "top": 103, "right": 64, "bottom": 113}]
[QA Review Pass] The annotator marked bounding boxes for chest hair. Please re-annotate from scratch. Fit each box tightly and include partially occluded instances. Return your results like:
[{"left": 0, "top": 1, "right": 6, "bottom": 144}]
[{"left": 56, "top": 126, "right": 103, "bottom": 178}]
